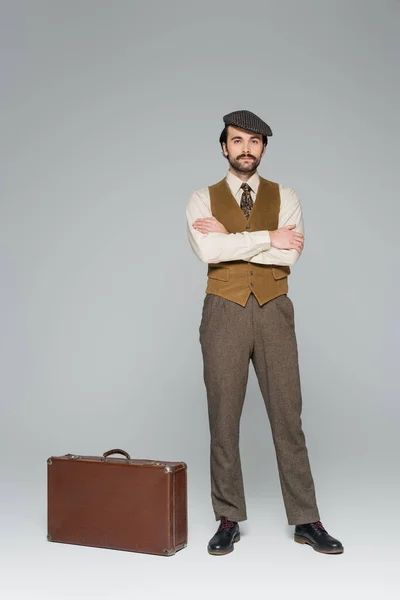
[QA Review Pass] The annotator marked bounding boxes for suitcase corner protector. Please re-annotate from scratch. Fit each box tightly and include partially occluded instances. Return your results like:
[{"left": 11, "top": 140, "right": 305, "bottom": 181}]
[
  {"left": 162, "top": 547, "right": 176, "bottom": 556},
  {"left": 47, "top": 534, "right": 53, "bottom": 542}
]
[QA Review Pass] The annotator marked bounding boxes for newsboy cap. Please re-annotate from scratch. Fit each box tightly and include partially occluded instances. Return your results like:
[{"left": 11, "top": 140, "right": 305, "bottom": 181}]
[{"left": 223, "top": 109, "right": 273, "bottom": 138}]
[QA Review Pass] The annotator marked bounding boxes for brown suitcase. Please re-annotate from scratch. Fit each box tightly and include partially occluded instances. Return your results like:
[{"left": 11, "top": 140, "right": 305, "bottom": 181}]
[{"left": 47, "top": 448, "right": 188, "bottom": 556}]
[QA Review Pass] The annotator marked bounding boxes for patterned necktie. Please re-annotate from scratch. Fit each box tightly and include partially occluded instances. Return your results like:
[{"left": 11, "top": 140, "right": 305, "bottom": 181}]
[{"left": 240, "top": 182, "right": 253, "bottom": 219}]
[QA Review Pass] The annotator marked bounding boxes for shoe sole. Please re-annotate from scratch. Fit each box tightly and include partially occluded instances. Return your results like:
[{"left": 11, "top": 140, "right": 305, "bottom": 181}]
[
  {"left": 294, "top": 534, "right": 344, "bottom": 554},
  {"left": 207, "top": 533, "right": 241, "bottom": 555}
]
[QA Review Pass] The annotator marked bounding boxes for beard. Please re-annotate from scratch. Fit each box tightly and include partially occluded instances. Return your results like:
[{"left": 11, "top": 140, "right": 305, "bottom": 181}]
[{"left": 226, "top": 153, "right": 261, "bottom": 173}]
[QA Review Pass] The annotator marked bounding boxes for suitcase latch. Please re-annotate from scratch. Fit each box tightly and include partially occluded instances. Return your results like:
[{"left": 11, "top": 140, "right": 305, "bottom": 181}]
[{"left": 150, "top": 461, "right": 174, "bottom": 474}]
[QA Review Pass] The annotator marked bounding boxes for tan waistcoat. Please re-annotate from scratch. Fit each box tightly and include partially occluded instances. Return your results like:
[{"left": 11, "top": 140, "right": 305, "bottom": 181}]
[{"left": 206, "top": 176, "right": 290, "bottom": 307}]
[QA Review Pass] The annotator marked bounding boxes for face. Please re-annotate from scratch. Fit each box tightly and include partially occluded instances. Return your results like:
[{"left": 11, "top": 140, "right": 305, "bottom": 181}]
[{"left": 222, "top": 125, "right": 266, "bottom": 173}]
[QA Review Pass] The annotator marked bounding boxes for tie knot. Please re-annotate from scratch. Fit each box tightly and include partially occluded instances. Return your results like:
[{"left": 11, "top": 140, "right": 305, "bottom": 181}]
[{"left": 241, "top": 182, "right": 251, "bottom": 192}]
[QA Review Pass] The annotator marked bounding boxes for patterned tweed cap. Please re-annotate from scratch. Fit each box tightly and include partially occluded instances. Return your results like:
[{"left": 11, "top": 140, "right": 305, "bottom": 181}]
[{"left": 223, "top": 110, "right": 273, "bottom": 137}]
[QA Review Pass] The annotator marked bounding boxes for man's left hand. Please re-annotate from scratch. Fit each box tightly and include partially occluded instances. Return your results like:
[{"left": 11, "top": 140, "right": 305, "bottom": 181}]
[{"left": 192, "top": 217, "right": 229, "bottom": 235}]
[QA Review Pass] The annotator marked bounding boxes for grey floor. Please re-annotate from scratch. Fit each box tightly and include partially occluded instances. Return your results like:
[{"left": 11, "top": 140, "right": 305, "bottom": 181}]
[{"left": 2, "top": 472, "right": 398, "bottom": 600}]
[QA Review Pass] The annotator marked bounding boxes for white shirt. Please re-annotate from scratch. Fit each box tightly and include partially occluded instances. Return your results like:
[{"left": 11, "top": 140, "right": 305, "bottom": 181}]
[{"left": 186, "top": 170, "right": 304, "bottom": 266}]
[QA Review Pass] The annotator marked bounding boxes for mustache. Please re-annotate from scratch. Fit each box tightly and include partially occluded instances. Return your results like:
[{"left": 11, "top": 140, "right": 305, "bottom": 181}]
[{"left": 238, "top": 154, "right": 256, "bottom": 160}]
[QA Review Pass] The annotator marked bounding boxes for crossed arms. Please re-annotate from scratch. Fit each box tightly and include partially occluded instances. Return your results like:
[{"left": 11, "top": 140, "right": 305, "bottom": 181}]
[{"left": 186, "top": 185, "right": 305, "bottom": 266}]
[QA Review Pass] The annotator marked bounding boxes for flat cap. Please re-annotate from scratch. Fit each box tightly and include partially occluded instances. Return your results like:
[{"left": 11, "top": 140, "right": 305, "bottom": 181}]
[{"left": 223, "top": 109, "right": 273, "bottom": 138}]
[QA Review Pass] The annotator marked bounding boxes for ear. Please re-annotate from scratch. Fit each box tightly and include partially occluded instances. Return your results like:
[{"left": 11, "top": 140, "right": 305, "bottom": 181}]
[
  {"left": 261, "top": 143, "right": 267, "bottom": 157},
  {"left": 222, "top": 142, "right": 228, "bottom": 157}
]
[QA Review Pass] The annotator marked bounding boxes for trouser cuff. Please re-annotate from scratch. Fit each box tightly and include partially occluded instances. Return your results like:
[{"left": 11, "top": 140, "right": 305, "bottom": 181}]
[{"left": 287, "top": 510, "right": 321, "bottom": 526}]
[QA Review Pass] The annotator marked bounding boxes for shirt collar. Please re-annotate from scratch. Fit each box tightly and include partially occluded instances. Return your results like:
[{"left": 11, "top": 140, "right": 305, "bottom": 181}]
[{"left": 226, "top": 170, "right": 260, "bottom": 196}]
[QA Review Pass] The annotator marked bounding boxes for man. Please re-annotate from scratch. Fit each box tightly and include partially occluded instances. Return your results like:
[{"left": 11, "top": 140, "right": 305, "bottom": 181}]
[{"left": 186, "top": 110, "right": 343, "bottom": 556}]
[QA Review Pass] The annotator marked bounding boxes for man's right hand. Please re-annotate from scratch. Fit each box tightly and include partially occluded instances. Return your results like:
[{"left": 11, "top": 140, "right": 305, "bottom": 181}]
[{"left": 269, "top": 224, "right": 304, "bottom": 252}]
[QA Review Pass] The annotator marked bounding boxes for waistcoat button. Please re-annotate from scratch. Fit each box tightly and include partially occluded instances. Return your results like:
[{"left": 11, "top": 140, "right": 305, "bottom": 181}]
[{"left": 245, "top": 224, "right": 250, "bottom": 229}]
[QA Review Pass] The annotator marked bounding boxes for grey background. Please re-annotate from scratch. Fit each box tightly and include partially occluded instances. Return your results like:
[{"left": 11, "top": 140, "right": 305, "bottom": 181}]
[{"left": 1, "top": 1, "right": 399, "bottom": 598}]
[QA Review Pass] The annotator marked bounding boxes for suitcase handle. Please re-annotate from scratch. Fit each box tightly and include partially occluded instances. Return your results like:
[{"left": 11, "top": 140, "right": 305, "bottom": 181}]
[{"left": 102, "top": 448, "right": 132, "bottom": 461}]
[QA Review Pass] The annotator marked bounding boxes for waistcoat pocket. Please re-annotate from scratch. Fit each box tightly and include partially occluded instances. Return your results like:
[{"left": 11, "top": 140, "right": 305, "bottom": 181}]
[
  {"left": 207, "top": 266, "right": 230, "bottom": 281},
  {"left": 272, "top": 266, "right": 291, "bottom": 280}
]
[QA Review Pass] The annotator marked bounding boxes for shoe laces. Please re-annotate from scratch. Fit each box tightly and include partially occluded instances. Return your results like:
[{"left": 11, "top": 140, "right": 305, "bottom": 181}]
[
  {"left": 311, "top": 520, "right": 327, "bottom": 532},
  {"left": 219, "top": 517, "right": 236, "bottom": 530}
]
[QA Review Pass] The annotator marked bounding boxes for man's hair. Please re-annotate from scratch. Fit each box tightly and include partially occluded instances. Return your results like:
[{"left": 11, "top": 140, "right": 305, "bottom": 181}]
[{"left": 219, "top": 125, "right": 268, "bottom": 150}]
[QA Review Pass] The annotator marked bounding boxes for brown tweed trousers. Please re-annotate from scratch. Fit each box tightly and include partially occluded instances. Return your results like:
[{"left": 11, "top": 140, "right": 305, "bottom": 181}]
[{"left": 199, "top": 291, "right": 320, "bottom": 526}]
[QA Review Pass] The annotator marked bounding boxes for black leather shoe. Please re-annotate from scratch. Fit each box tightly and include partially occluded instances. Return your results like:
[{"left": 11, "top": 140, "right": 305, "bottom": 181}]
[
  {"left": 207, "top": 517, "right": 240, "bottom": 555},
  {"left": 294, "top": 521, "right": 344, "bottom": 554}
]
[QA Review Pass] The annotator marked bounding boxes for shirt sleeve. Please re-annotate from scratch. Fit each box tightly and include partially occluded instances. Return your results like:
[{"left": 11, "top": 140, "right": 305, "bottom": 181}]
[
  {"left": 249, "top": 186, "right": 304, "bottom": 266},
  {"left": 186, "top": 189, "right": 271, "bottom": 264}
]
